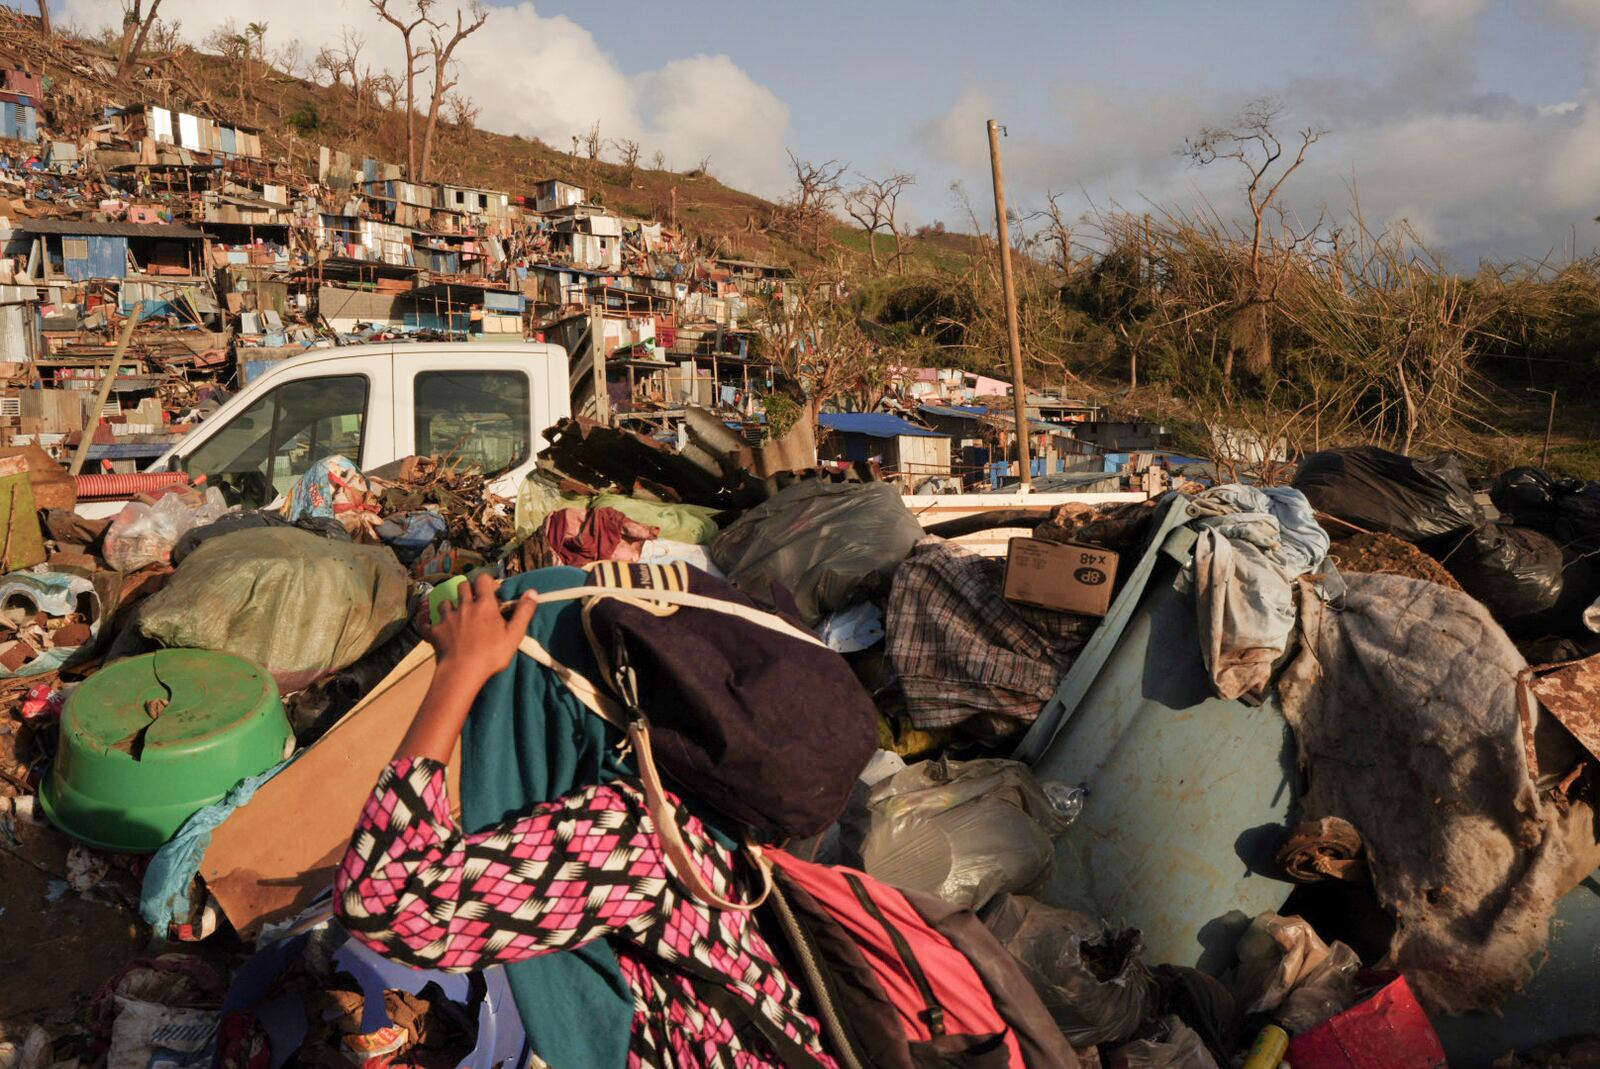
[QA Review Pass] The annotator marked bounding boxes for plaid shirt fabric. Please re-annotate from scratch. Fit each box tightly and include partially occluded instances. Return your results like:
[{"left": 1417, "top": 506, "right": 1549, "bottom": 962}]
[{"left": 886, "top": 538, "right": 1096, "bottom": 736}]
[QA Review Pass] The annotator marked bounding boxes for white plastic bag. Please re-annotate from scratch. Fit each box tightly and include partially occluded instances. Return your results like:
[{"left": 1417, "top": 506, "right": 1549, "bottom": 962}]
[
  {"left": 861, "top": 757, "right": 1072, "bottom": 910},
  {"left": 105, "top": 489, "right": 231, "bottom": 572},
  {"left": 107, "top": 997, "right": 217, "bottom": 1069}
]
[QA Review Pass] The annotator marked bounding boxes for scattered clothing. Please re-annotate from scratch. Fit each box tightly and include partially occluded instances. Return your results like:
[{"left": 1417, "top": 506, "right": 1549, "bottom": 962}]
[
  {"left": 1187, "top": 485, "right": 1330, "bottom": 701},
  {"left": 542, "top": 506, "right": 658, "bottom": 566},
  {"left": 886, "top": 538, "right": 1096, "bottom": 738},
  {"left": 335, "top": 758, "right": 839, "bottom": 1069}
]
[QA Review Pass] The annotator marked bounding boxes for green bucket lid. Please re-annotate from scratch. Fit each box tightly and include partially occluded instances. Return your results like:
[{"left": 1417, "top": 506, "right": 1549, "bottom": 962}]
[{"left": 40, "top": 649, "right": 291, "bottom": 852}]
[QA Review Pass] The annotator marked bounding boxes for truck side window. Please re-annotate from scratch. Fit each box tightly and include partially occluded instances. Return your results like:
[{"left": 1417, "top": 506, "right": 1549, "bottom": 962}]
[
  {"left": 413, "top": 370, "right": 529, "bottom": 474},
  {"left": 182, "top": 375, "right": 368, "bottom": 508}
]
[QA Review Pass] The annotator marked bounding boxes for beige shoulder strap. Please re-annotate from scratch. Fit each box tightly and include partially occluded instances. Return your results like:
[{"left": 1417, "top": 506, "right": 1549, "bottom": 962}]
[{"left": 526, "top": 586, "right": 826, "bottom": 648}]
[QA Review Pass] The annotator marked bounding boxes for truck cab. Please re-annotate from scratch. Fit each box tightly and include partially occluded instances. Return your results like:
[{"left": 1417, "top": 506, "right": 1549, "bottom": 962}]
[{"left": 81, "top": 341, "right": 571, "bottom": 518}]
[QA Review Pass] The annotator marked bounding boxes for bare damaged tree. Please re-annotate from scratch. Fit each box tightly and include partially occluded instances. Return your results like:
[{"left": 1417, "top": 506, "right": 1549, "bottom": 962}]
[
  {"left": 369, "top": 72, "right": 402, "bottom": 114},
  {"left": 1183, "top": 97, "right": 1325, "bottom": 376},
  {"left": 612, "top": 138, "right": 642, "bottom": 184},
  {"left": 844, "top": 171, "right": 915, "bottom": 272},
  {"left": 755, "top": 266, "right": 886, "bottom": 427},
  {"left": 783, "top": 151, "right": 848, "bottom": 252},
  {"left": 35, "top": 0, "right": 50, "bottom": 38},
  {"left": 1030, "top": 191, "right": 1077, "bottom": 275},
  {"left": 583, "top": 122, "right": 603, "bottom": 159},
  {"left": 148, "top": 18, "right": 184, "bottom": 53},
  {"left": 116, "top": 0, "right": 164, "bottom": 80},
  {"left": 445, "top": 90, "right": 479, "bottom": 128},
  {"left": 371, "top": 0, "right": 436, "bottom": 178},
  {"left": 650, "top": 149, "right": 667, "bottom": 172},
  {"left": 315, "top": 28, "right": 365, "bottom": 92},
  {"left": 417, "top": 1, "right": 487, "bottom": 182}
]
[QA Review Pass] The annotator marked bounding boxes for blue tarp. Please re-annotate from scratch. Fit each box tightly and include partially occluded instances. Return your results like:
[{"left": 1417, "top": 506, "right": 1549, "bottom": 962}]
[{"left": 818, "top": 411, "right": 948, "bottom": 439}]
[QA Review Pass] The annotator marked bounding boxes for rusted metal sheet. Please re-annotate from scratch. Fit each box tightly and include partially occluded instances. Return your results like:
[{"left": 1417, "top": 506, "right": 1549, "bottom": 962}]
[{"left": 1527, "top": 653, "right": 1600, "bottom": 763}]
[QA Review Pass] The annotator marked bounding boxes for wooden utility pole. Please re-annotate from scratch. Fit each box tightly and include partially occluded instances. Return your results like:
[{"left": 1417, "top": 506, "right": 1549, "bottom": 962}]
[
  {"left": 987, "top": 119, "right": 1031, "bottom": 489},
  {"left": 36, "top": 0, "right": 51, "bottom": 37},
  {"left": 70, "top": 304, "right": 143, "bottom": 476}
]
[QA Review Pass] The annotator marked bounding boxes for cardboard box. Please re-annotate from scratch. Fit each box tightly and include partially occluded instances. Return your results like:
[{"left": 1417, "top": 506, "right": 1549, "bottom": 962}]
[
  {"left": 202, "top": 643, "right": 459, "bottom": 937},
  {"left": 1003, "top": 537, "right": 1118, "bottom": 616}
]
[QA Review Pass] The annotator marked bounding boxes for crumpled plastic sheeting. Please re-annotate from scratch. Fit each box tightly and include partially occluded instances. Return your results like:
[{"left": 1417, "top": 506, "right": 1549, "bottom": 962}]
[
  {"left": 1106, "top": 1017, "right": 1219, "bottom": 1069},
  {"left": 0, "top": 571, "right": 100, "bottom": 678},
  {"left": 860, "top": 757, "right": 1072, "bottom": 911},
  {"left": 140, "top": 756, "right": 293, "bottom": 936},
  {"left": 1233, "top": 912, "right": 1358, "bottom": 1033},
  {"left": 1278, "top": 572, "right": 1600, "bottom": 1015},
  {"left": 1188, "top": 485, "right": 1329, "bottom": 701}
]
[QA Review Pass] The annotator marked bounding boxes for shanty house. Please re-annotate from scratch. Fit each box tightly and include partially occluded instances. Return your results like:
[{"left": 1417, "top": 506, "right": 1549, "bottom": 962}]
[
  {"left": 439, "top": 184, "right": 510, "bottom": 223},
  {"left": 114, "top": 105, "right": 262, "bottom": 158},
  {"left": 817, "top": 411, "right": 952, "bottom": 485},
  {"left": 11, "top": 219, "right": 207, "bottom": 281},
  {"left": 551, "top": 213, "right": 623, "bottom": 271},
  {"left": 526, "top": 179, "right": 585, "bottom": 213},
  {"left": 0, "top": 68, "right": 41, "bottom": 141}
]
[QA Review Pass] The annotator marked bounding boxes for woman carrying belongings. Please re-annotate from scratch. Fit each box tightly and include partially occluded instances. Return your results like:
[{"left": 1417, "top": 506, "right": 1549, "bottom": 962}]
[{"left": 334, "top": 566, "right": 1077, "bottom": 1069}]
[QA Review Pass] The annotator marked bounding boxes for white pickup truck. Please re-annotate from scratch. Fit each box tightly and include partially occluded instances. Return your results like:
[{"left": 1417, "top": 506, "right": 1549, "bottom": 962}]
[{"left": 78, "top": 341, "right": 573, "bottom": 519}]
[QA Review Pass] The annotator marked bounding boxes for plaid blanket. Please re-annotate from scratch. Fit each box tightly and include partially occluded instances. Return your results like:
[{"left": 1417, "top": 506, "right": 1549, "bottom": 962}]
[{"left": 886, "top": 537, "right": 1096, "bottom": 737}]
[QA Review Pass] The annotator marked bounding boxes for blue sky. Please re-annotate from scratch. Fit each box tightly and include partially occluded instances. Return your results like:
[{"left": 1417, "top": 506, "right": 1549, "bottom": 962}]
[
  {"left": 55, "top": 0, "right": 1600, "bottom": 262},
  {"left": 525, "top": 0, "right": 1599, "bottom": 260}
]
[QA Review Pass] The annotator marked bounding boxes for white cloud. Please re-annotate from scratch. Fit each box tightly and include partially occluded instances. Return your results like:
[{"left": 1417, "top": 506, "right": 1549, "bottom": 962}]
[
  {"left": 914, "top": 4, "right": 1600, "bottom": 262},
  {"left": 56, "top": 0, "right": 792, "bottom": 196}
]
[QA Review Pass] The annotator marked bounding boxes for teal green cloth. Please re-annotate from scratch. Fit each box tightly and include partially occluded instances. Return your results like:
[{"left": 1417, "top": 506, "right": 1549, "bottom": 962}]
[{"left": 459, "top": 567, "right": 633, "bottom": 1069}]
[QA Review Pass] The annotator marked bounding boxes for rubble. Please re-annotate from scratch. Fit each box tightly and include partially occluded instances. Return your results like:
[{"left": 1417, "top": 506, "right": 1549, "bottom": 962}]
[{"left": 0, "top": 16, "right": 1594, "bottom": 1069}]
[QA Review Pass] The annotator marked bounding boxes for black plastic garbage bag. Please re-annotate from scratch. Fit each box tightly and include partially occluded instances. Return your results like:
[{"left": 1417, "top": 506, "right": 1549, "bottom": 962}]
[
  {"left": 1292, "top": 447, "right": 1482, "bottom": 548},
  {"left": 710, "top": 480, "right": 924, "bottom": 624},
  {"left": 1444, "top": 524, "right": 1566, "bottom": 621},
  {"left": 982, "top": 894, "right": 1155, "bottom": 1048},
  {"left": 1491, "top": 466, "right": 1560, "bottom": 515},
  {"left": 1490, "top": 467, "right": 1600, "bottom": 554},
  {"left": 173, "top": 510, "right": 351, "bottom": 564}
]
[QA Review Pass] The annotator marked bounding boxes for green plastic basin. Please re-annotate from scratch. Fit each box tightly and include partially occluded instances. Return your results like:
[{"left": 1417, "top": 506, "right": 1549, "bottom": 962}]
[{"left": 39, "top": 649, "right": 291, "bottom": 852}]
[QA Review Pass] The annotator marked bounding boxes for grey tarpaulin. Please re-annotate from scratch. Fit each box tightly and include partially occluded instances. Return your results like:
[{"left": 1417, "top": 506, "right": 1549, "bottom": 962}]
[
  {"left": 1187, "top": 485, "right": 1330, "bottom": 701},
  {"left": 1277, "top": 572, "right": 1600, "bottom": 1016},
  {"left": 710, "top": 480, "right": 924, "bottom": 624}
]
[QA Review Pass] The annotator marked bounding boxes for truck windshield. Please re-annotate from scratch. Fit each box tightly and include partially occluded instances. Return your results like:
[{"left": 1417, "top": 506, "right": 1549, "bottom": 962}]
[
  {"left": 413, "top": 369, "right": 529, "bottom": 474},
  {"left": 181, "top": 374, "right": 369, "bottom": 508}
]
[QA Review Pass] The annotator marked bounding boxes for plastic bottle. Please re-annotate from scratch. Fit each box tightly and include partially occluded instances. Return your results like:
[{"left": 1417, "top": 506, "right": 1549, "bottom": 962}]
[{"left": 1242, "top": 1024, "right": 1289, "bottom": 1069}]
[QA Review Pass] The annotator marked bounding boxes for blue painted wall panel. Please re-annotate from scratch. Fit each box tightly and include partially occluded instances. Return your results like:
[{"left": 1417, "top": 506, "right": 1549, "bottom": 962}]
[{"left": 64, "top": 235, "right": 128, "bottom": 281}]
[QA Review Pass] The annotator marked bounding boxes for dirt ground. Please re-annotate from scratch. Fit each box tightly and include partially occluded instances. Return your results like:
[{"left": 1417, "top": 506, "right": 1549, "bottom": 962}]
[
  {"left": 1329, "top": 531, "right": 1465, "bottom": 591},
  {"left": 0, "top": 705, "right": 145, "bottom": 1043},
  {"left": 0, "top": 803, "right": 146, "bottom": 1035}
]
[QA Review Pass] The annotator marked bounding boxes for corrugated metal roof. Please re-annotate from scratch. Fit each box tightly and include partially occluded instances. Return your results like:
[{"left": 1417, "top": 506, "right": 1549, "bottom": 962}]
[
  {"left": 919, "top": 402, "right": 1067, "bottom": 432},
  {"left": 818, "top": 412, "right": 948, "bottom": 439},
  {"left": 13, "top": 219, "right": 207, "bottom": 239},
  {"left": 919, "top": 403, "right": 988, "bottom": 419}
]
